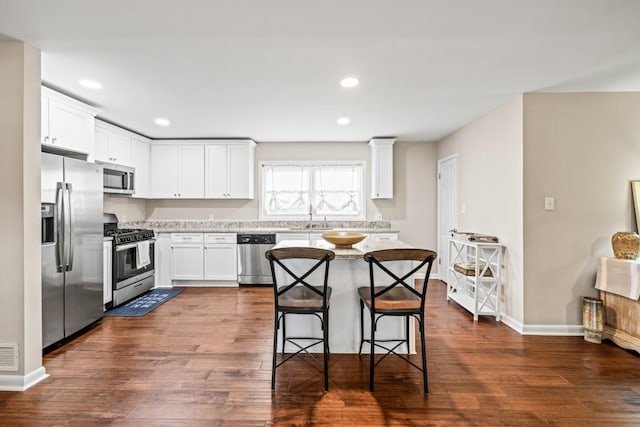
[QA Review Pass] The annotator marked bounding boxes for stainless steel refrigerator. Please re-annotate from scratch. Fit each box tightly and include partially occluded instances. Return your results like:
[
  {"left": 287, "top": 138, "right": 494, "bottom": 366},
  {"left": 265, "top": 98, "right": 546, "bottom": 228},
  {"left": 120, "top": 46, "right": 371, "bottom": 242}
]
[{"left": 41, "top": 152, "right": 104, "bottom": 349}]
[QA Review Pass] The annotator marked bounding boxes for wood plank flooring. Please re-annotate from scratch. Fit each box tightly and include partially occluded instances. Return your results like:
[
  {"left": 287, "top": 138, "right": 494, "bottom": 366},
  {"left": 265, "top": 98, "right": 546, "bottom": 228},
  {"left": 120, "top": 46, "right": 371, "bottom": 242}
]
[{"left": 1, "top": 281, "right": 639, "bottom": 426}]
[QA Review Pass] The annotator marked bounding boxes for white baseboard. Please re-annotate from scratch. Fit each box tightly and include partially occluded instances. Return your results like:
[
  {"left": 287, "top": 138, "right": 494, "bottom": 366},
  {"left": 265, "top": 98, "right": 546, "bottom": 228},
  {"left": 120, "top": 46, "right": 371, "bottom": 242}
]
[
  {"left": 500, "top": 313, "right": 583, "bottom": 336},
  {"left": 0, "top": 366, "right": 48, "bottom": 391}
]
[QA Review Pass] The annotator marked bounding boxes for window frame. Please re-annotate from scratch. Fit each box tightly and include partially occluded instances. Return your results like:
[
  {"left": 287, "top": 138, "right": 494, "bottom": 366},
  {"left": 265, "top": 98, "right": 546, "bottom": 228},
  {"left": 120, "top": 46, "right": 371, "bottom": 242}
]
[{"left": 259, "top": 160, "right": 366, "bottom": 221}]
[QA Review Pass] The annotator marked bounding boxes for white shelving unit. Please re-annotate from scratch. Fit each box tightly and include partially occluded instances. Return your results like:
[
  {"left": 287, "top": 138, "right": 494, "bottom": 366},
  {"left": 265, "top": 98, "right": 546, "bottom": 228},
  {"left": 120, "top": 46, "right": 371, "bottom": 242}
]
[{"left": 447, "top": 238, "right": 503, "bottom": 321}]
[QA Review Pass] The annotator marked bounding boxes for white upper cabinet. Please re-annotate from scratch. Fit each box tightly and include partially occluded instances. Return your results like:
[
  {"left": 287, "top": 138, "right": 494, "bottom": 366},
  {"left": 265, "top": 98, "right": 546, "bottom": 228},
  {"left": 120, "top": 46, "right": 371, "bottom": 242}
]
[
  {"left": 205, "top": 140, "right": 255, "bottom": 199},
  {"left": 94, "top": 120, "right": 132, "bottom": 166},
  {"left": 41, "top": 86, "right": 98, "bottom": 156},
  {"left": 150, "top": 143, "right": 205, "bottom": 198},
  {"left": 151, "top": 145, "right": 179, "bottom": 198},
  {"left": 369, "top": 137, "right": 396, "bottom": 199},
  {"left": 178, "top": 145, "right": 205, "bottom": 198},
  {"left": 131, "top": 136, "right": 151, "bottom": 198}
]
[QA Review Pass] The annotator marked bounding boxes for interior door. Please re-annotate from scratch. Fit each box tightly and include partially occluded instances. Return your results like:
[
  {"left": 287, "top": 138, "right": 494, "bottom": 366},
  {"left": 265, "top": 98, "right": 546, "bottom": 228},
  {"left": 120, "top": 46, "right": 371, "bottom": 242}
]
[{"left": 437, "top": 155, "right": 458, "bottom": 283}]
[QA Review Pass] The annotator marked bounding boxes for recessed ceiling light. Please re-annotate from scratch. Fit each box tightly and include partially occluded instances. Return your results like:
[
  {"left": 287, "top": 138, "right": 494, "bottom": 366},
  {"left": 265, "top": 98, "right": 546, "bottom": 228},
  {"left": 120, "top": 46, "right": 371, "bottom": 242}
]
[
  {"left": 337, "top": 117, "right": 351, "bottom": 125},
  {"left": 154, "top": 118, "right": 171, "bottom": 127},
  {"left": 340, "top": 77, "right": 359, "bottom": 88},
  {"left": 79, "top": 79, "right": 102, "bottom": 90}
]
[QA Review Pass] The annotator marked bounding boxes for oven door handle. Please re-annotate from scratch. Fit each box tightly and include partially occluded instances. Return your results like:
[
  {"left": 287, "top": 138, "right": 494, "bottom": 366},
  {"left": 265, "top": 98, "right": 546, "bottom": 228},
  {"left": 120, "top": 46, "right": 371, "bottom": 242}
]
[{"left": 116, "top": 239, "right": 156, "bottom": 252}]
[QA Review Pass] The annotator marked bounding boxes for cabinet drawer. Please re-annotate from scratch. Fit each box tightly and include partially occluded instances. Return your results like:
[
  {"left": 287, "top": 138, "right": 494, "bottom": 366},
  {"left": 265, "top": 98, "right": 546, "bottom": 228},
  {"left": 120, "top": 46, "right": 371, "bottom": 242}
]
[
  {"left": 205, "top": 233, "right": 237, "bottom": 244},
  {"left": 171, "top": 233, "right": 204, "bottom": 243},
  {"left": 371, "top": 233, "right": 398, "bottom": 241}
]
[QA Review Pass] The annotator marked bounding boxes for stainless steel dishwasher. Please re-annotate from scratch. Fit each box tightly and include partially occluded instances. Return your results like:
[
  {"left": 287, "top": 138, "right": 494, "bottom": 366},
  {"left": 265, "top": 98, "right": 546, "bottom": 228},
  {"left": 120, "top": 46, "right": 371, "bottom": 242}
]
[{"left": 237, "top": 233, "right": 276, "bottom": 285}]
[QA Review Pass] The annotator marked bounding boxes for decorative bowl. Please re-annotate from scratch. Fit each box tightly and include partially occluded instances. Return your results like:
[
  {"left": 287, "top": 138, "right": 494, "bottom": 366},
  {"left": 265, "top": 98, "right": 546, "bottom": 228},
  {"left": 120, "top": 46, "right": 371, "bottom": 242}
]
[{"left": 321, "top": 231, "right": 366, "bottom": 248}]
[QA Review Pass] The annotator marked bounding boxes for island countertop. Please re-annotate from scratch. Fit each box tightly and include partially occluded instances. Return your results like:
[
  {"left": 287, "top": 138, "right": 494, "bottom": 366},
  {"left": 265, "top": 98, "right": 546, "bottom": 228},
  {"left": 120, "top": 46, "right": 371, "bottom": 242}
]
[{"left": 274, "top": 238, "right": 412, "bottom": 259}]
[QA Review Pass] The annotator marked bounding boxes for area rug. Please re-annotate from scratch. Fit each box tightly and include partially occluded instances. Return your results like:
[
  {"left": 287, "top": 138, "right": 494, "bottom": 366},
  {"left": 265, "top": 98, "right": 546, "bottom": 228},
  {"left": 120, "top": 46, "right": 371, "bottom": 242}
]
[{"left": 104, "top": 288, "right": 184, "bottom": 317}]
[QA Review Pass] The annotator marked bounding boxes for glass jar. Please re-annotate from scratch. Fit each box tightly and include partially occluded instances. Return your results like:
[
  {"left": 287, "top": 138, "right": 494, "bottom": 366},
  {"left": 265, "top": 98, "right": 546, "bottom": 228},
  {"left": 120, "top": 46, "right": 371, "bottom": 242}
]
[{"left": 582, "top": 296, "right": 604, "bottom": 344}]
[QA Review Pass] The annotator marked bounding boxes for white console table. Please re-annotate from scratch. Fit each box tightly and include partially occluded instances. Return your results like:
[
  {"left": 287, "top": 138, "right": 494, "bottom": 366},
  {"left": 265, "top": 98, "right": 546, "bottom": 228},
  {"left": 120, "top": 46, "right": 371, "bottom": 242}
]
[{"left": 447, "top": 238, "right": 503, "bottom": 321}]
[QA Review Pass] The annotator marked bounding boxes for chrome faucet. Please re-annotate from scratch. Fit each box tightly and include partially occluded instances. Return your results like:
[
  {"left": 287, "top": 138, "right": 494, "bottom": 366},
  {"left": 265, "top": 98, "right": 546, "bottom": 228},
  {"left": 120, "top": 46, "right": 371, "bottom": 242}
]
[{"left": 308, "top": 204, "right": 313, "bottom": 229}]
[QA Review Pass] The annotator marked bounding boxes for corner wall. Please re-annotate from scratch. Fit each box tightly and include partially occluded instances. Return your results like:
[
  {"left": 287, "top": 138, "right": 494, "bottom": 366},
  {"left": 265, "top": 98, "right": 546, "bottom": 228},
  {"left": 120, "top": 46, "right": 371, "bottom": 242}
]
[{"left": 437, "top": 96, "right": 525, "bottom": 324}]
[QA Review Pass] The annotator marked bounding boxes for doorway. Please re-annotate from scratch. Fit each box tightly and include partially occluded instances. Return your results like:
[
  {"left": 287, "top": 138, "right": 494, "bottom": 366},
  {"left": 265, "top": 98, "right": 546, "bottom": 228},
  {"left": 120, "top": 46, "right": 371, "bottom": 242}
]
[{"left": 437, "top": 154, "right": 458, "bottom": 283}]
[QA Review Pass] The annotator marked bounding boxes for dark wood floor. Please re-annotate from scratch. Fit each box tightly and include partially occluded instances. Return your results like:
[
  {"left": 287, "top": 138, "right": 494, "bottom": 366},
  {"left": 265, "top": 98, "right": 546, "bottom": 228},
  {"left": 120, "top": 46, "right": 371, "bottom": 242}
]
[{"left": 1, "top": 281, "right": 639, "bottom": 426}]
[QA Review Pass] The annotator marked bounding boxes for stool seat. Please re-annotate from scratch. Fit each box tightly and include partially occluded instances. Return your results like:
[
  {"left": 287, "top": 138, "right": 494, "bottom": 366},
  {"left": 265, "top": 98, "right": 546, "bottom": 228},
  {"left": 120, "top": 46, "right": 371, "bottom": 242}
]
[
  {"left": 279, "top": 286, "right": 333, "bottom": 309},
  {"left": 357, "top": 286, "right": 420, "bottom": 311}
]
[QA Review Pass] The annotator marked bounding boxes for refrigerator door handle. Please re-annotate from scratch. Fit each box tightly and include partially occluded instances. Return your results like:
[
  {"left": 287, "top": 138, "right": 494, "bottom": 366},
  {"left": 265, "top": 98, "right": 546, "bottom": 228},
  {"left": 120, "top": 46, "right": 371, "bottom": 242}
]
[
  {"left": 55, "top": 182, "right": 64, "bottom": 272},
  {"left": 65, "top": 183, "right": 74, "bottom": 271}
]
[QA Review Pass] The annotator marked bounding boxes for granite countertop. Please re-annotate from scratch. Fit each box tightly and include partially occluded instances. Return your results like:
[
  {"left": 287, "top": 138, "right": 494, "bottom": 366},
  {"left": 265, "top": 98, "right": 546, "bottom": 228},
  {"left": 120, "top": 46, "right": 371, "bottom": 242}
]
[
  {"left": 121, "top": 220, "right": 398, "bottom": 234},
  {"left": 274, "top": 238, "right": 411, "bottom": 260}
]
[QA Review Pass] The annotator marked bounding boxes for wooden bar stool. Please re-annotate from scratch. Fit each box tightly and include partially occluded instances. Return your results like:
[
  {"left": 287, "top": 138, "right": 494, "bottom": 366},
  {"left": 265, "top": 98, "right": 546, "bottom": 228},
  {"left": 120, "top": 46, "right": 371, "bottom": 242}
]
[
  {"left": 357, "top": 248, "right": 436, "bottom": 394},
  {"left": 265, "top": 247, "right": 335, "bottom": 391}
]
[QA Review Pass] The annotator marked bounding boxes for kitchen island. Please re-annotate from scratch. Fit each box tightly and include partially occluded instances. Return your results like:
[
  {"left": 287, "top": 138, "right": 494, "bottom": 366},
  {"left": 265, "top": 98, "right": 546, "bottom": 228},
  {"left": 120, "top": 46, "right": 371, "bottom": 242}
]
[{"left": 273, "top": 238, "right": 417, "bottom": 354}]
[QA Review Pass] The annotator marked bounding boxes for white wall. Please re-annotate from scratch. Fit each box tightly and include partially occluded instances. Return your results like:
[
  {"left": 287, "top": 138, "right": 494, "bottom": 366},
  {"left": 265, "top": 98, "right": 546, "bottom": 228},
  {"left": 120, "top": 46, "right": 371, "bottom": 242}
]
[
  {"left": 437, "top": 96, "right": 525, "bottom": 324},
  {"left": 523, "top": 92, "right": 640, "bottom": 325}
]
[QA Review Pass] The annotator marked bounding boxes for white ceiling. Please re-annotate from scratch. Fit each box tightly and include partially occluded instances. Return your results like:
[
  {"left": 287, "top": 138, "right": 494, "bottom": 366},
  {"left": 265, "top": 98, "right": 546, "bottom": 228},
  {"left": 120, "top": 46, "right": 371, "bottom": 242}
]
[{"left": 1, "top": 0, "right": 640, "bottom": 142}]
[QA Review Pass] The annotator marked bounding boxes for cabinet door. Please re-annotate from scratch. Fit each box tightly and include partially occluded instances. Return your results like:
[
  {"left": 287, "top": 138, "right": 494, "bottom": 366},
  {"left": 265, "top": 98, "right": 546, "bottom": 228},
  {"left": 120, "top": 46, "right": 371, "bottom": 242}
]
[
  {"left": 370, "top": 141, "right": 394, "bottom": 199},
  {"left": 150, "top": 145, "right": 179, "bottom": 198},
  {"left": 103, "top": 241, "right": 112, "bottom": 305},
  {"left": 204, "top": 244, "right": 238, "bottom": 280},
  {"left": 131, "top": 138, "right": 150, "bottom": 198},
  {"left": 48, "top": 98, "right": 94, "bottom": 154},
  {"left": 204, "top": 144, "right": 228, "bottom": 198},
  {"left": 108, "top": 133, "right": 132, "bottom": 166},
  {"left": 171, "top": 244, "right": 204, "bottom": 280},
  {"left": 154, "top": 233, "right": 172, "bottom": 287},
  {"left": 227, "top": 143, "right": 254, "bottom": 198},
  {"left": 177, "top": 145, "right": 205, "bottom": 198},
  {"left": 94, "top": 127, "right": 110, "bottom": 162},
  {"left": 41, "top": 95, "right": 50, "bottom": 144}
]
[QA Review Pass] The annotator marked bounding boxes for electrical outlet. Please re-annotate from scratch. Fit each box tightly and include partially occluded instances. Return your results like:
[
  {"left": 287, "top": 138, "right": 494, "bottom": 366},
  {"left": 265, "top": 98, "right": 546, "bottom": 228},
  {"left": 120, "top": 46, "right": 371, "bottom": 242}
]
[
  {"left": 375, "top": 213, "right": 383, "bottom": 221},
  {"left": 209, "top": 213, "right": 215, "bottom": 220},
  {"left": 121, "top": 215, "right": 127, "bottom": 222}
]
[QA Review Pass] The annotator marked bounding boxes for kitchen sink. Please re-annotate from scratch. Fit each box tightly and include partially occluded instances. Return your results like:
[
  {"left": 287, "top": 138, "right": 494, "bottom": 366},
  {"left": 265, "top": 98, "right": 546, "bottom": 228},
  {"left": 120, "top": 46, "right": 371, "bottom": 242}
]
[{"left": 288, "top": 225, "right": 333, "bottom": 231}]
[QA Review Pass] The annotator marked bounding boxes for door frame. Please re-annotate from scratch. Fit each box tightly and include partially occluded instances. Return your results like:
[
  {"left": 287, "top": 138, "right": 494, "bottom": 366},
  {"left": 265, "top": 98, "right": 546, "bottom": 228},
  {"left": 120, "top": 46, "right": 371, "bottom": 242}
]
[{"left": 437, "top": 153, "right": 458, "bottom": 283}]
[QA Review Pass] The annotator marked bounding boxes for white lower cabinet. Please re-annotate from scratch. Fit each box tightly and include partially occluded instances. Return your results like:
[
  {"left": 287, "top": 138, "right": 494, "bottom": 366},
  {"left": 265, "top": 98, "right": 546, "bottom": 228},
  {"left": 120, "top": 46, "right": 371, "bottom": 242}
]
[
  {"left": 171, "top": 233, "right": 204, "bottom": 280},
  {"left": 103, "top": 240, "right": 113, "bottom": 306},
  {"left": 204, "top": 233, "right": 238, "bottom": 280},
  {"left": 168, "top": 233, "right": 238, "bottom": 284}
]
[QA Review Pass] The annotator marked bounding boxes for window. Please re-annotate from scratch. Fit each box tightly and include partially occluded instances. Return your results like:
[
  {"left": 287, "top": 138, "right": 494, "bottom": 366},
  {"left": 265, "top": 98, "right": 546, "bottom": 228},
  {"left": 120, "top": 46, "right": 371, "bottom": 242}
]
[{"left": 260, "top": 161, "right": 365, "bottom": 220}]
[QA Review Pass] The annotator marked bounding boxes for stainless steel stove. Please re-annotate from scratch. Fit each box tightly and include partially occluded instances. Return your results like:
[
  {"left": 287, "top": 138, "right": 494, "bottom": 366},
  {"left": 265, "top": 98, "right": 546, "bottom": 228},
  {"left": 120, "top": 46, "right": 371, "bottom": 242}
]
[{"left": 103, "top": 213, "right": 155, "bottom": 307}]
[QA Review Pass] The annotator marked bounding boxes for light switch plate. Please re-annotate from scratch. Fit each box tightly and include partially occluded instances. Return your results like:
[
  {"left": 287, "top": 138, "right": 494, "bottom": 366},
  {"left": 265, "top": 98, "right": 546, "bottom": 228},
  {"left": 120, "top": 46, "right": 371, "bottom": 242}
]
[{"left": 544, "top": 197, "right": 555, "bottom": 211}]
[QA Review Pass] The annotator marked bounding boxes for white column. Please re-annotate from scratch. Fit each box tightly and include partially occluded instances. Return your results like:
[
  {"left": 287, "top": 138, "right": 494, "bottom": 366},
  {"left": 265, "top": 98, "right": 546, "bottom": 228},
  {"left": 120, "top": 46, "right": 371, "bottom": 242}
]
[{"left": 0, "top": 41, "right": 47, "bottom": 390}]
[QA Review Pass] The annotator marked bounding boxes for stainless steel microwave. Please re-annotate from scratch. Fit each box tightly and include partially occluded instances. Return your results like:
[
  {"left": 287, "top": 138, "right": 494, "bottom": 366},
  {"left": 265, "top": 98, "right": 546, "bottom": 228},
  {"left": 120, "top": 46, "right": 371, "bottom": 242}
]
[{"left": 98, "top": 162, "right": 135, "bottom": 195}]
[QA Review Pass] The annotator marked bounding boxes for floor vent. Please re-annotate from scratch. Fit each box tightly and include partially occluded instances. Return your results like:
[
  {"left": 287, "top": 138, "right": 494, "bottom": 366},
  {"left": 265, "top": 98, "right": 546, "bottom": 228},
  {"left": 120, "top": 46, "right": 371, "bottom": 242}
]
[{"left": 0, "top": 343, "right": 19, "bottom": 371}]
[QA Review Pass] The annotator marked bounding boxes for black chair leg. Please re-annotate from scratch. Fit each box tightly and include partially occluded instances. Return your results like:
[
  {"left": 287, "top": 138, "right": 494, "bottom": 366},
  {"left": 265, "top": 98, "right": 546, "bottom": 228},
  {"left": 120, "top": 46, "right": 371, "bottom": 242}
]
[
  {"left": 405, "top": 315, "right": 410, "bottom": 354},
  {"left": 419, "top": 314, "right": 428, "bottom": 394},
  {"left": 358, "top": 299, "right": 365, "bottom": 355},
  {"left": 323, "top": 309, "right": 329, "bottom": 391},
  {"left": 369, "top": 311, "right": 375, "bottom": 392},
  {"left": 271, "top": 312, "right": 279, "bottom": 390},
  {"left": 281, "top": 313, "right": 286, "bottom": 355}
]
